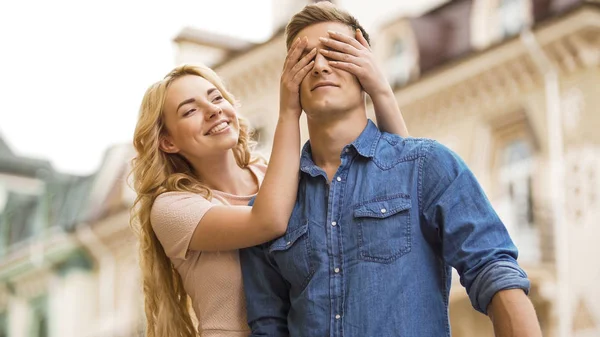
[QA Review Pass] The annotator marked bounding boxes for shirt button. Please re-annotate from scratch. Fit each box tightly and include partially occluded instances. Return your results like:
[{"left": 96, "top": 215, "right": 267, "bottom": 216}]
[
  {"left": 335, "top": 314, "right": 341, "bottom": 320},
  {"left": 334, "top": 268, "right": 340, "bottom": 273},
  {"left": 331, "top": 221, "right": 337, "bottom": 227},
  {"left": 344, "top": 148, "right": 350, "bottom": 153},
  {"left": 380, "top": 208, "right": 387, "bottom": 214},
  {"left": 286, "top": 241, "right": 291, "bottom": 246},
  {"left": 336, "top": 177, "right": 342, "bottom": 182}
]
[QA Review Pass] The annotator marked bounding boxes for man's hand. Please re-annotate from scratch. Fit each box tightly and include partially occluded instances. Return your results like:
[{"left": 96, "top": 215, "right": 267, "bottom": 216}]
[
  {"left": 318, "top": 29, "right": 390, "bottom": 97},
  {"left": 280, "top": 36, "right": 316, "bottom": 118}
]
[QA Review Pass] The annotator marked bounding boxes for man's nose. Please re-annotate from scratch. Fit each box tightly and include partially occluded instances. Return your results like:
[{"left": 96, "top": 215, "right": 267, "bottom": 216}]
[{"left": 312, "top": 52, "right": 331, "bottom": 76}]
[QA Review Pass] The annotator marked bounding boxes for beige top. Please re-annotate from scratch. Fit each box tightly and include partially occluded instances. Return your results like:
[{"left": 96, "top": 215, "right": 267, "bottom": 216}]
[{"left": 150, "top": 163, "right": 267, "bottom": 337}]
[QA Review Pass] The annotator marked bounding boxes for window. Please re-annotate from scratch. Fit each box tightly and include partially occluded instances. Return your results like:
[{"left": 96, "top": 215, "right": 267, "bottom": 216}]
[
  {"left": 386, "top": 37, "right": 415, "bottom": 87},
  {"left": 6, "top": 193, "right": 38, "bottom": 246},
  {"left": 471, "top": 0, "right": 532, "bottom": 49},
  {"left": 499, "top": 139, "right": 535, "bottom": 228},
  {"left": 29, "top": 297, "right": 48, "bottom": 337},
  {"left": 499, "top": 0, "right": 530, "bottom": 38},
  {"left": 0, "top": 208, "right": 7, "bottom": 256},
  {"left": 491, "top": 114, "right": 540, "bottom": 263},
  {"left": 0, "top": 313, "right": 7, "bottom": 337}
]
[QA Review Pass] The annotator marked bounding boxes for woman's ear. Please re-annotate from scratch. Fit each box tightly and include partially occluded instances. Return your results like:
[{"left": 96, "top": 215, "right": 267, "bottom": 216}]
[{"left": 159, "top": 135, "right": 180, "bottom": 154}]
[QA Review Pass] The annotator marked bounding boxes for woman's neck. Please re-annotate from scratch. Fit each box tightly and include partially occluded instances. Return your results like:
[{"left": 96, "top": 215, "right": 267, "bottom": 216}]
[{"left": 190, "top": 150, "right": 257, "bottom": 196}]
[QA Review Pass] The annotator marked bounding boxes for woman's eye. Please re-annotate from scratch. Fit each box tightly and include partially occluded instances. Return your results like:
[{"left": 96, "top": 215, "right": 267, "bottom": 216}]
[
  {"left": 183, "top": 109, "right": 196, "bottom": 117},
  {"left": 213, "top": 95, "right": 224, "bottom": 103}
]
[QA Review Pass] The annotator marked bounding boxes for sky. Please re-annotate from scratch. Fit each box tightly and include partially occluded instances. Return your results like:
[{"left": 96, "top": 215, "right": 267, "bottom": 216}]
[{"left": 0, "top": 0, "right": 443, "bottom": 176}]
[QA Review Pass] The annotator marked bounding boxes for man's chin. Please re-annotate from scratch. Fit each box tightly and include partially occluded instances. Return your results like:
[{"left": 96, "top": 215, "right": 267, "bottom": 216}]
[{"left": 305, "top": 105, "right": 348, "bottom": 119}]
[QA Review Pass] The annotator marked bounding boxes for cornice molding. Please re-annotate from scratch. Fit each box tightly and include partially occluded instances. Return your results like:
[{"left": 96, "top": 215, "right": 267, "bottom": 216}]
[{"left": 395, "top": 9, "right": 599, "bottom": 129}]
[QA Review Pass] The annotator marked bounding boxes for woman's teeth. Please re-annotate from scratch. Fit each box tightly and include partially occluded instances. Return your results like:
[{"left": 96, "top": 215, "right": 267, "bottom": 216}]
[{"left": 207, "top": 122, "right": 228, "bottom": 135}]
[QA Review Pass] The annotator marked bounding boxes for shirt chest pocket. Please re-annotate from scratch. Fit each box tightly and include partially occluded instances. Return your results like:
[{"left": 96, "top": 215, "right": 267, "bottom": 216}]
[
  {"left": 269, "top": 221, "right": 315, "bottom": 290},
  {"left": 354, "top": 194, "right": 412, "bottom": 263}
]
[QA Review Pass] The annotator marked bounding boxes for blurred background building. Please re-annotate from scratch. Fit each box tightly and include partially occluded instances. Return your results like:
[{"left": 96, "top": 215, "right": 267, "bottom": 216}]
[
  {"left": 0, "top": 140, "right": 138, "bottom": 337},
  {"left": 0, "top": 0, "right": 598, "bottom": 336}
]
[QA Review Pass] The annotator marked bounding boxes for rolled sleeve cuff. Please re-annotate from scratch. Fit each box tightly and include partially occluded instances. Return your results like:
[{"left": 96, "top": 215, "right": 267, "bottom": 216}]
[{"left": 468, "top": 260, "right": 531, "bottom": 315}]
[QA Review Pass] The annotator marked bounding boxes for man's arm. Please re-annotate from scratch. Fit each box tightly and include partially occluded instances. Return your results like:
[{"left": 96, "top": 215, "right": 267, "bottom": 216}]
[
  {"left": 488, "top": 289, "right": 542, "bottom": 337},
  {"left": 419, "top": 141, "right": 541, "bottom": 335},
  {"left": 240, "top": 243, "right": 291, "bottom": 336}
]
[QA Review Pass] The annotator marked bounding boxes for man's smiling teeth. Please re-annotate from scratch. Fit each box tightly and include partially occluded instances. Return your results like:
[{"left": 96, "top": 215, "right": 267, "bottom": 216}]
[{"left": 207, "top": 121, "right": 229, "bottom": 135}]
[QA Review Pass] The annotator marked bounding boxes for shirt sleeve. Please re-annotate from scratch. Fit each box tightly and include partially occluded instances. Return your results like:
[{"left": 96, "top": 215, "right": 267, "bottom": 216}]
[
  {"left": 150, "top": 192, "right": 215, "bottom": 260},
  {"left": 240, "top": 244, "right": 291, "bottom": 336},
  {"left": 419, "top": 141, "right": 531, "bottom": 314},
  {"left": 240, "top": 196, "right": 291, "bottom": 336}
]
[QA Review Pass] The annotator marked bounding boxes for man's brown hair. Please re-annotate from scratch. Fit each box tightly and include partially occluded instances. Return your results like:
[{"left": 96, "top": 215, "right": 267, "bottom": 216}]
[{"left": 285, "top": 2, "right": 370, "bottom": 50}]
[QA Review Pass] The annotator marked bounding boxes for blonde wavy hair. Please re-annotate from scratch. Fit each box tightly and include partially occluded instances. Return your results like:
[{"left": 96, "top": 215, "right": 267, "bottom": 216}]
[{"left": 130, "top": 64, "right": 255, "bottom": 337}]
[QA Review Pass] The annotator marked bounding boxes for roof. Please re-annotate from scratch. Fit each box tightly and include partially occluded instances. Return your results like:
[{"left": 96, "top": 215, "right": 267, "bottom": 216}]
[
  {"left": 205, "top": 0, "right": 595, "bottom": 79},
  {"left": 0, "top": 137, "right": 13, "bottom": 157},
  {"left": 0, "top": 135, "right": 53, "bottom": 177},
  {"left": 407, "top": 0, "right": 593, "bottom": 76},
  {"left": 212, "top": 25, "right": 287, "bottom": 70},
  {"left": 0, "top": 171, "right": 96, "bottom": 249},
  {"left": 46, "top": 172, "right": 97, "bottom": 231},
  {"left": 174, "top": 26, "right": 257, "bottom": 51},
  {"left": 0, "top": 134, "right": 97, "bottom": 247}
]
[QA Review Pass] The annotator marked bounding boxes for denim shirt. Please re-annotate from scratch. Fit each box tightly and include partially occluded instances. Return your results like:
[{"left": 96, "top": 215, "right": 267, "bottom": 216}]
[{"left": 240, "top": 120, "right": 530, "bottom": 337}]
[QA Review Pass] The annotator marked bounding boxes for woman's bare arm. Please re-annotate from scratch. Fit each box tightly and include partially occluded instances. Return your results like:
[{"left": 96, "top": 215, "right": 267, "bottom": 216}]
[{"left": 189, "top": 37, "right": 314, "bottom": 251}]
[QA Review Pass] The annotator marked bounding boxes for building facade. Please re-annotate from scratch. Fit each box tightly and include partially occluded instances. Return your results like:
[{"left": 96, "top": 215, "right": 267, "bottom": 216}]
[{"left": 0, "top": 139, "right": 141, "bottom": 337}]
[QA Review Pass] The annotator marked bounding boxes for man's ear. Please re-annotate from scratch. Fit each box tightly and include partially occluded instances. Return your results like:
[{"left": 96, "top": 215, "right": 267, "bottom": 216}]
[{"left": 159, "top": 135, "right": 180, "bottom": 154}]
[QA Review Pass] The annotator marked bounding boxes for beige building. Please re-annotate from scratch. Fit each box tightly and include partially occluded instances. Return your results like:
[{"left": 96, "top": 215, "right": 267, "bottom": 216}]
[
  {"left": 0, "top": 140, "right": 141, "bottom": 337},
  {"left": 1, "top": 0, "right": 598, "bottom": 336}
]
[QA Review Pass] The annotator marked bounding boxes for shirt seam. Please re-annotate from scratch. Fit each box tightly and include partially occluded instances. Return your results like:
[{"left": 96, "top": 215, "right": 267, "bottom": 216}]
[{"left": 418, "top": 140, "right": 436, "bottom": 220}]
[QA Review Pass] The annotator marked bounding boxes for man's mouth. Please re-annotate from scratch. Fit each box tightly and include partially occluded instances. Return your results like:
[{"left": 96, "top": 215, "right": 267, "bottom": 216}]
[{"left": 311, "top": 81, "right": 338, "bottom": 91}]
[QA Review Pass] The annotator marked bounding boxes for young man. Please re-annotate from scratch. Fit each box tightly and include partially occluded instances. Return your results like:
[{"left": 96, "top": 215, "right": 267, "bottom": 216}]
[{"left": 240, "top": 3, "right": 542, "bottom": 336}]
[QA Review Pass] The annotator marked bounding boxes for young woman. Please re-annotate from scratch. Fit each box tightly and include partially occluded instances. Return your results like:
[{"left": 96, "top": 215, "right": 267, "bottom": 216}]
[{"left": 130, "top": 29, "right": 409, "bottom": 337}]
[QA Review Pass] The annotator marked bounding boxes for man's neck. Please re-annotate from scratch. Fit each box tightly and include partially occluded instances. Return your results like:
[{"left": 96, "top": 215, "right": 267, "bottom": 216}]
[
  {"left": 190, "top": 150, "right": 256, "bottom": 195},
  {"left": 307, "top": 109, "right": 368, "bottom": 181}
]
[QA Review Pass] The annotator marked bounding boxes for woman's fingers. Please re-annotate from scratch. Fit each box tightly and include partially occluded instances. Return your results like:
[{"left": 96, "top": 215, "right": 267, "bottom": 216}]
[
  {"left": 325, "top": 31, "right": 363, "bottom": 53},
  {"left": 290, "top": 48, "right": 316, "bottom": 75},
  {"left": 292, "top": 60, "right": 315, "bottom": 85},
  {"left": 319, "top": 49, "right": 359, "bottom": 64},
  {"left": 328, "top": 61, "right": 363, "bottom": 77},
  {"left": 283, "top": 37, "right": 307, "bottom": 73},
  {"left": 319, "top": 37, "right": 359, "bottom": 56},
  {"left": 355, "top": 29, "right": 371, "bottom": 50}
]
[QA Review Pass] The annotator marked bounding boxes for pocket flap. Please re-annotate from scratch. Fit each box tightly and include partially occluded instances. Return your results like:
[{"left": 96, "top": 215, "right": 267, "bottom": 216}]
[
  {"left": 269, "top": 223, "right": 308, "bottom": 253},
  {"left": 354, "top": 195, "right": 411, "bottom": 219}
]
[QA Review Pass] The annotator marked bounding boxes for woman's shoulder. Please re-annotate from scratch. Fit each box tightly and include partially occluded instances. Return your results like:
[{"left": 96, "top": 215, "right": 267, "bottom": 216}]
[
  {"left": 249, "top": 159, "right": 268, "bottom": 174},
  {"left": 153, "top": 191, "right": 207, "bottom": 206},
  {"left": 151, "top": 191, "right": 212, "bottom": 224},
  {"left": 150, "top": 191, "right": 216, "bottom": 260}
]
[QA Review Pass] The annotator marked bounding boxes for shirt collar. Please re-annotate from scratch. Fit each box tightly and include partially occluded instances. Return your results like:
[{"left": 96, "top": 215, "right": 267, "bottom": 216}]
[
  {"left": 300, "top": 120, "right": 381, "bottom": 175},
  {"left": 350, "top": 119, "right": 380, "bottom": 158}
]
